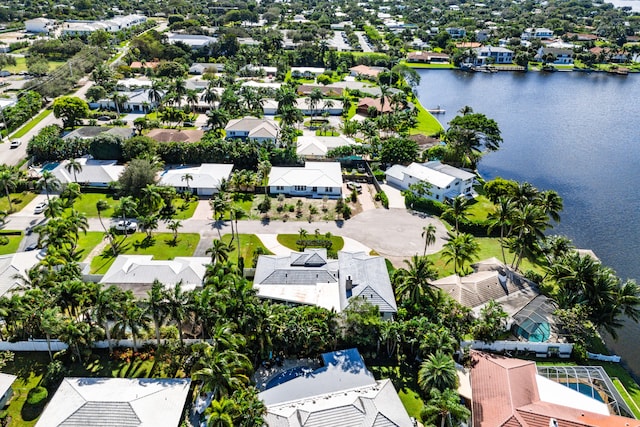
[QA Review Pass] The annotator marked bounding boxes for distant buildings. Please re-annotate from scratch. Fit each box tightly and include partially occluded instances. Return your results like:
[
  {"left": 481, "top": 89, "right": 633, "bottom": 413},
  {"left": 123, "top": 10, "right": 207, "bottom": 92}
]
[
  {"left": 521, "top": 27, "right": 554, "bottom": 40},
  {"left": 167, "top": 33, "right": 217, "bottom": 50},
  {"left": 62, "top": 14, "right": 146, "bottom": 36},
  {"left": 406, "top": 51, "right": 450, "bottom": 63},
  {"left": 25, "top": 17, "right": 55, "bottom": 34}
]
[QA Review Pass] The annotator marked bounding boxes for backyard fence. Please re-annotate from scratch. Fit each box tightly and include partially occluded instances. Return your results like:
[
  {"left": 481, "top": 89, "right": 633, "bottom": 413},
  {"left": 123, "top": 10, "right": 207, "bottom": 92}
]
[{"left": 461, "top": 340, "right": 573, "bottom": 358}]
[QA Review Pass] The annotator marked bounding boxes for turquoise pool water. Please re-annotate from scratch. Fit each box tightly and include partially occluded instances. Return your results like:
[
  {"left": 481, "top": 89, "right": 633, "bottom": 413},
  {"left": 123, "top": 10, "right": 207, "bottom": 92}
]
[
  {"left": 40, "top": 162, "right": 59, "bottom": 172},
  {"left": 560, "top": 382, "right": 605, "bottom": 403}
]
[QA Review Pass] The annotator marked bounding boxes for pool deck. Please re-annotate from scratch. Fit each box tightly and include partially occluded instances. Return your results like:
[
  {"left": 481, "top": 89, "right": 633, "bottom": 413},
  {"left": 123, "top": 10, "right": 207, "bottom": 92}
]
[{"left": 254, "top": 357, "right": 321, "bottom": 391}]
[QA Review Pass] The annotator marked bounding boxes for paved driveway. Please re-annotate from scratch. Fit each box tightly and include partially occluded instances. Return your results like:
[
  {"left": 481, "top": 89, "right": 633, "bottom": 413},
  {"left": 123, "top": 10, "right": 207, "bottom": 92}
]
[{"left": 379, "top": 183, "right": 405, "bottom": 209}]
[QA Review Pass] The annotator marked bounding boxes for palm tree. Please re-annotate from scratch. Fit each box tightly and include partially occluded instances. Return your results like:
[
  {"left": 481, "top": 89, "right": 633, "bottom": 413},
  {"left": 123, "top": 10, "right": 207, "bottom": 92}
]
[
  {"left": 538, "top": 189, "right": 563, "bottom": 223},
  {"left": 307, "top": 88, "right": 324, "bottom": 122},
  {"left": 0, "top": 165, "right": 17, "bottom": 212},
  {"left": 140, "top": 184, "right": 163, "bottom": 215},
  {"left": 442, "top": 232, "right": 480, "bottom": 275},
  {"left": 40, "top": 306, "right": 62, "bottom": 361},
  {"left": 421, "top": 388, "right": 471, "bottom": 427},
  {"left": 206, "top": 239, "right": 232, "bottom": 266},
  {"left": 167, "top": 219, "right": 183, "bottom": 243},
  {"left": 207, "top": 399, "right": 237, "bottom": 427},
  {"left": 487, "top": 196, "right": 515, "bottom": 264},
  {"left": 148, "top": 79, "right": 165, "bottom": 113},
  {"left": 207, "top": 109, "right": 229, "bottom": 134},
  {"left": 96, "top": 200, "right": 117, "bottom": 256},
  {"left": 137, "top": 215, "right": 159, "bottom": 239},
  {"left": 37, "top": 170, "right": 61, "bottom": 202},
  {"left": 64, "top": 159, "right": 83, "bottom": 183},
  {"left": 230, "top": 207, "right": 245, "bottom": 264},
  {"left": 443, "top": 196, "right": 470, "bottom": 234},
  {"left": 112, "top": 298, "right": 150, "bottom": 351},
  {"left": 393, "top": 255, "right": 438, "bottom": 306},
  {"left": 93, "top": 285, "right": 125, "bottom": 354},
  {"left": 146, "top": 280, "right": 169, "bottom": 348},
  {"left": 185, "top": 89, "right": 200, "bottom": 113},
  {"left": 181, "top": 173, "right": 193, "bottom": 192},
  {"left": 422, "top": 223, "right": 437, "bottom": 256},
  {"left": 203, "top": 81, "right": 221, "bottom": 108},
  {"left": 118, "top": 196, "right": 138, "bottom": 224},
  {"left": 191, "top": 341, "right": 252, "bottom": 400},
  {"left": 509, "top": 203, "right": 549, "bottom": 269},
  {"left": 172, "top": 78, "right": 187, "bottom": 108},
  {"left": 418, "top": 350, "right": 458, "bottom": 395}
]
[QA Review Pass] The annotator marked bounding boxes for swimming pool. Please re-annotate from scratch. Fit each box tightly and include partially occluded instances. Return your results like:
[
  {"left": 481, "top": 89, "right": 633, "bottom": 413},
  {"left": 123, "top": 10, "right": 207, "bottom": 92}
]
[
  {"left": 265, "top": 366, "right": 312, "bottom": 390},
  {"left": 40, "top": 162, "right": 59, "bottom": 172},
  {"left": 560, "top": 382, "right": 605, "bottom": 403}
]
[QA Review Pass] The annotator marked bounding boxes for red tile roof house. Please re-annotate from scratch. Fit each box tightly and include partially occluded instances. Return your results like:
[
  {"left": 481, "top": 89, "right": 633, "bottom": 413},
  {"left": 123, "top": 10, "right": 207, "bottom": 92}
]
[
  {"left": 356, "top": 97, "right": 394, "bottom": 116},
  {"left": 406, "top": 51, "right": 451, "bottom": 63},
  {"left": 349, "top": 65, "right": 385, "bottom": 79},
  {"left": 470, "top": 350, "right": 640, "bottom": 427}
]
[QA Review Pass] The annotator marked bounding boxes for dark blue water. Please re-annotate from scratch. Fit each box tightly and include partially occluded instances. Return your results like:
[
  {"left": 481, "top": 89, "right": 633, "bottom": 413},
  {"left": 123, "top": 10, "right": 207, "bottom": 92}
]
[{"left": 415, "top": 69, "right": 640, "bottom": 374}]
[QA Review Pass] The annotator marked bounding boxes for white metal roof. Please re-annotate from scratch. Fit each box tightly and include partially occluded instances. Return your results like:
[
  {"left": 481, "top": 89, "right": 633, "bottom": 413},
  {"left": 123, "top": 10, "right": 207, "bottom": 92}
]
[
  {"left": 160, "top": 164, "right": 233, "bottom": 190},
  {"left": 35, "top": 378, "right": 191, "bottom": 427},
  {"left": 0, "top": 251, "right": 44, "bottom": 297},
  {"left": 268, "top": 162, "right": 342, "bottom": 188},
  {"left": 99, "top": 255, "right": 209, "bottom": 289}
]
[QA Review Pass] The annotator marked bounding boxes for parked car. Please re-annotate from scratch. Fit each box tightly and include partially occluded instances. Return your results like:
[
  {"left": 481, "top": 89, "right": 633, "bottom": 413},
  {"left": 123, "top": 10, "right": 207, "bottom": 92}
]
[
  {"left": 346, "top": 182, "right": 362, "bottom": 193},
  {"left": 97, "top": 115, "right": 111, "bottom": 121},
  {"left": 9, "top": 140, "right": 21, "bottom": 149},
  {"left": 25, "top": 243, "right": 38, "bottom": 251},
  {"left": 114, "top": 220, "right": 138, "bottom": 233},
  {"left": 33, "top": 201, "right": 48, "bottom": 214}
]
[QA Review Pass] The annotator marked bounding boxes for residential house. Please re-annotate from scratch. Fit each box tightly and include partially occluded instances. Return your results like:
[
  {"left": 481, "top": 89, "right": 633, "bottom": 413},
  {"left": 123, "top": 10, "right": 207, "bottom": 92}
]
[
  {"left": 430, "top": 257, "right": 540, "bottom": 317},
  {"left": 61, "top": 126, "right": 134, "bottom": 141},
  {"left": 262, "top": 98, "right": 343, "bottom": 116},
  {"left": 240, "top": 64, "right": 278, "bottom": 77},
  {"left": 296, "top": 135, "right": 355, "bottom": 159},
  {"left": 406, "top": 51, "right": 450, "bottom": 63},
  {"left": 189, "top": 62, "right": 224, "bottom": 75},
  {"left": 0, "top": 373, "right": 16, "bottom": 407},
  {"left": 225, "top": 117, "right": 280, "bottom": 144},
  {"left": 535, "top": 47, "right": 574, "bottom": 64},
  {"left": 51, "top": 157, "right": 125, "bottom": 187},
  {"left": 290, "top": 67, "right": 325, "bottom": 78},
  {"left": 129, "top": 61, "right": 160, "bottom": 71},
  {"left": 475, "top": 30, "right": 491, "bottom": 42},
  {"left": 349, "top": 65, "right": 386, "bottom": 79},
  {"left": 253, "top": 249, "right": 397, "bottom": 318},
  {"left": 35, "top": 378, "right": 191, "bottom": 427},
  {"left": 296, "top": 84, "right": 343, "bottom": 97},
  {"left": 144, "top": 129, "right": 204, "bottom": 144},
  {"left": 99, "top": 255, "right": 210, "bottom": 297},
  {"left": 521, "top": 27, "right": 554, "bottom": 40},
  {"left": 62, "top": 14, "right": 146, "bottom": 36},
  {"left": 159, "top": 163, "right": 233, "bottom": 196},
  {"left": 473, "top": 46, "right": 514, "bottom": 65},
  {"left": 0, "top": 251, "right": 43, "bottom": 298},
  {"left": 268, "top": 162, "right": 342, "bottom": 199},
  {"left": 565, "top": 32, "right": 599, "bottom": 42},
  {"left": 167, "top": 33, "right": 217, "bottom": 50},
  {"left": 456, "top": 42, "right": 482, "bottom": 49},
  {"left": 259, "top": 349, "right": 412, "bottom": 426},
  {"left": 590, "top": 46, "right": 628, "bottom": 63},
  {"left": 356, "top": 97, "right": 393, "bottom": 115},
  {"left": 25, "top": 17, "right": 55, "bottom": 34},
  {"left": 116, "top": 77, "right": 152, "bottom": 90},
  {"left": 385, "top": 160, "right": 475, "bottom": 202},
  {"left": 469, "top": 350, "right": 638, "bottom": 426},
  {"left": 446, "top": 27, "right": 467, "bottom": 38},
  {"left": 96, "top": 88, "right": 159, "bottom": 113}
]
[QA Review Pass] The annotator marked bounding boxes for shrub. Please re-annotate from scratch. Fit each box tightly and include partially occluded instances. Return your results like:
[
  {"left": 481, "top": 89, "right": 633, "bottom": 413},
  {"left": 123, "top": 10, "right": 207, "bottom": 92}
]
[
  {"left": 41, "top": 360, "right": 66, "bottom": 390},
  {"left": 258, "top": 195, "right": 271, "bottom": 213},
  {"left": 376, "top": 191, "right": 389, "bottom": 208},
  {"left": 26, "top": 386, "right": 48, "bottom": 405},
  {"left": 342, "top": 204, "right": 352, "bottom": 219}
]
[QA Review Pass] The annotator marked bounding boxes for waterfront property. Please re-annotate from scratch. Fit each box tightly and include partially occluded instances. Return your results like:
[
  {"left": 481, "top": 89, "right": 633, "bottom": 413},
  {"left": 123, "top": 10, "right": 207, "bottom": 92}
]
[
  {"left": 406, "top": 51, "right": 451, "bottom": 63},
  {"left": 253, "top": 249, "right": 397, "bottom": 318},
  {"left": 473, "top": 46, "right": 514, "bottom": 65},
  {"left": 268, "top": 162, "right": 342, "bottom": 198},
  {"left": 35, "top": 377, "right": 191, "bottom": 427},
  {"left": 385, "top": 160, "right": 475, "bottom": 202}
]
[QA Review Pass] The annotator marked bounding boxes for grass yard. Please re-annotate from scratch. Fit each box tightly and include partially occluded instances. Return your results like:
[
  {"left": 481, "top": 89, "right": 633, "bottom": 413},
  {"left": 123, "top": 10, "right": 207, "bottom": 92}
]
[
  {"left": 401, "top": 61, "right": 455, "bottom": 69},
  {"left": 410, "top": 101, "right": 444, "bottom": 137},
  {"left": 0, "top": 231, "right": 22, "bottom": 255},
  {"left": 315, "top": 129, "right": 340, "bottom": 136},
  {"left": 90, "top": 232, "right": 200, "bottom": 274},
  {"left": 220, "top": 233, "right": 273, "bottom": 265},
  {"left": 67, "top": 192, "right": 117, "bottom": 218},
  {"left": 0, "top": 191, "right": 37, "bottom": 214},
  {"left": 76, "top": 231, "right": 107, "bottom": 261},
  {"left": 11, "top": 109, "right": 53, "bottom": 139},
  {"left": 2, "top": 58, "right": 66, "bottom": 74},
  {"left": 466, "top": 195, "right": 495, "bottom": 222},
  {"left": 171, "top": 197, "right": 198, "bottom": 220},
  {"left": 277, "top": 233, "right": 344, "bottom": 251},
  {"left": 369, "top": 364, "right": 424, "bottom": 421},
  {"left": 428, "top": 236, "right": 544, "bottom": 277}
]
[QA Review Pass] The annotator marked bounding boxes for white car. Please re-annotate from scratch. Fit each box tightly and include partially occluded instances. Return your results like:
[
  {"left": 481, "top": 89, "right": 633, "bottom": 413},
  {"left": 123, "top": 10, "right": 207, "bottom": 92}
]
[
  {"left": 33, "top": 201, "right": 48, "bottom": 214},
  {"left": 10, "top": 140, "right": 21, "bottom": 149},
  {"left": 114, "top": 220, "right": 138, "bottom": 233}
]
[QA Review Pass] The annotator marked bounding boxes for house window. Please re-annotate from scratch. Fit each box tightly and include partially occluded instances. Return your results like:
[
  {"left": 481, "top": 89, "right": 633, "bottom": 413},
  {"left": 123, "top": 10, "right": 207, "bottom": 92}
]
[
  {"left": 312, "top": 187, "right": 317, "bottom": 192},
  {"left": 276, "top": 186, "right": 284, "bottom": 191},
  {"left": 436, "top": 195, "right": 439, "bottom": 200},
  {"left": 446, "top": 185, "right": 451, "bottom": 189},
  {"left": 325, "top": 187, "right": 332, "bottom": 192},
  {"left": 294, "top": 185, "right": 306, "bottom": 191}
]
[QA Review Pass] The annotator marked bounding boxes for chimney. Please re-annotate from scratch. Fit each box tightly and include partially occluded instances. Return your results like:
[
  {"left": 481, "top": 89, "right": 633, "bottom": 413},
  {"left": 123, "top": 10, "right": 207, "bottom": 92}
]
[{"left": 346, "top": 276, "right": 353, "bottom": 291}]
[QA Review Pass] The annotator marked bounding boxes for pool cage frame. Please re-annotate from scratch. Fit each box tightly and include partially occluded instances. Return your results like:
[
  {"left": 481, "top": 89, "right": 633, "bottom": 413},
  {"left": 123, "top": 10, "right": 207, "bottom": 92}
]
[{"left": 537, "top": 365, "right": 635, "bottom": 418}]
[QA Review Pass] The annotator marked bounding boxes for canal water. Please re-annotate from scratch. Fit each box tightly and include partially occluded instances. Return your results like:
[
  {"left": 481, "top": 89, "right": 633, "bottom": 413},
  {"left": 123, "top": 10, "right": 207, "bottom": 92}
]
[{"left": 414, "top": 69, "right": 640, "bottom": 375}]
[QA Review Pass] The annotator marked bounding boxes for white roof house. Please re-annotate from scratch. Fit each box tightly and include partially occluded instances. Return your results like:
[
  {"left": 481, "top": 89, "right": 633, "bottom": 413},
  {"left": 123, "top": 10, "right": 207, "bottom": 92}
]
[
  {"left": 35, "top": 377, "right": 191, "bottom": 427},
  {"left": 0, "top": 373, "right": 17, "bottom": 407},
  {"left": 225, "top": 117, "right": 280, "bottom": 144},
  {"left": 260, "top": 349, "right": 412, "bottom": 427},
  {"left": 386, "top": 160, "right": 475, "bottom": 202},
  {"left": 0, "top": 251, "right": 45, "bottom": 297},
  {"left": 159, "top": 164, "right": 233, "bottom": 196},
  {"left": 261, "top": 98, "right": 343, "bottom": 116},
  {"left": 51, "top": 158, "right": 125, "bottom": 187},
  {"left": 253, "top": 249, "right": 397, "bottom": 317},
  {"left": 296, "top": 135, "right": 355, "bottom": 159},
  {"left": 99, "top": 255, "right": 210, "bottom": 297},
  {"left": 268, "top": 162, "right": 343, "bottom": 198},
  {"left": 167, "top": 33, "right": 217, "bottom": 50},
  {"left": 25, "top": 18, "right": 55, "bottom": 33}
]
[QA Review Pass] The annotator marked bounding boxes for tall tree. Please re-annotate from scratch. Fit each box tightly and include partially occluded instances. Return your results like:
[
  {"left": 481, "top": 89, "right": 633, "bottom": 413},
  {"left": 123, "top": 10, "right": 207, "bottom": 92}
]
[
  {"left": 64, "top": 158, "right": 83, "bottom": 183},
  {"left": 422, "top": 223, "right": 437, "bottom": 256},
  {"left": 418, "top": 350, "right": 458, "bottom": 395},
  {"left": 36, "top": 170, "right": 61, "bottom": 202}
]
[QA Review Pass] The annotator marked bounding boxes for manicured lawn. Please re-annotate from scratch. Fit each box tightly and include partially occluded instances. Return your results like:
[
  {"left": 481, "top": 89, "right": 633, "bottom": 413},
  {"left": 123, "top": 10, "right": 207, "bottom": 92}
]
[
  {"left": 401, "top": 61, "right": 455, "bottom": 69},
  {"left": 3, "top": 58, "right": 65, "bottom": 74},
  {"left": 410, "top": 101, "right": 444, "bottom": 137},
  {"left": 277, "top": 233, "right": 344, "bottom": 251},
  {"left": 428, "top": 236, "right": 543, "bottom": 277},
  {"left": 466, "top": 195, "right": 495, "bottom": 222},
  {"left": 67, "top": 193, "right": 117, "bottom": 218},
  {"left": 90, "top": 232, "right": 200, "bottom": 273},
  {"left": 218, "top": 193, "right": 255, "bottom": 219},
  {"left": 76, "top": 231, "right": 107, "bottom": 261},
  {"left": 347, "top": 102, "right": 357, "bottom": 119},
  {"left": 0, "top": 231, "right": 22, "bottom": 255},
  {"left": 369, "top": 364, "right": 424, "bottom": 421},
  {"left": 11, "top": 109, "right": 53, "bottom": 138},
  {"left": 220, "top": 234, "right": 273, "bottom": 265},
  {"left": 0, "top": 191, "right": 37, "bottom": 214},
  {"left": 171, "top": 197, "right": 198, "bottom": 220}
]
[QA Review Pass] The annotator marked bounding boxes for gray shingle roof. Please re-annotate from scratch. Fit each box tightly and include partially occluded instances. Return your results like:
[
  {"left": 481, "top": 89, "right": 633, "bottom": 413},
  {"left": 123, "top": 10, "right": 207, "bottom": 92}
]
[{"left": 60, "top": 401, "right": 140, "bottom": 426}]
